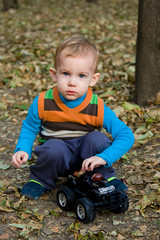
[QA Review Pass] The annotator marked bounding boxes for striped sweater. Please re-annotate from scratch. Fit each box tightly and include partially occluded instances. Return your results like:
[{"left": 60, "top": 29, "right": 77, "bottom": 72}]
[
  {"left": 38, "top": 86, "right": 104, "bottom": 140},
  {"left": 15, "top": 87, "right": 135, "bottom": 167}
]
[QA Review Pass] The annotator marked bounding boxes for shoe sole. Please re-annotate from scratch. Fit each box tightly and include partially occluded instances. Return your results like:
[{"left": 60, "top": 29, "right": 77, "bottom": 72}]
[{"left": 21, "top": 192, "right": 42, "bottom": 199}]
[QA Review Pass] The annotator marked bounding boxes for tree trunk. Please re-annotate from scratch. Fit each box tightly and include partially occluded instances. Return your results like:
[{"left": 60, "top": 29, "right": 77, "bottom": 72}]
[
  {"left": 2, "top": 0, "right": 19, "bottom": 11},
  {"left": 135, "top": 0, "right": 160, "bottom": 106}
]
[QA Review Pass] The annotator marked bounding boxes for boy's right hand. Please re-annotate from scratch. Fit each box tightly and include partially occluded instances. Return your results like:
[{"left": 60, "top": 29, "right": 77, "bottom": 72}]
[{"left": 11, "top": 151, "right": 29, "bottom": 168}]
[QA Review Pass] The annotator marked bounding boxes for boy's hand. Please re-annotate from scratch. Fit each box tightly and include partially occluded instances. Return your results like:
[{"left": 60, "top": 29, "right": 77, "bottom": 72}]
[
  {"left": 81, "top": 156, "right": 106, "bottom": 172},
  {"left": 11, "top": 151, "right": 29, "bottom": 168}
]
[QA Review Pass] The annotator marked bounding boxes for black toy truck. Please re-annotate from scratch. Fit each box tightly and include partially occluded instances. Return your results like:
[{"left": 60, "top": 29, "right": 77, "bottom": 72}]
[{"left": 57, "top": 171, "right": 129, "bottom": 223}]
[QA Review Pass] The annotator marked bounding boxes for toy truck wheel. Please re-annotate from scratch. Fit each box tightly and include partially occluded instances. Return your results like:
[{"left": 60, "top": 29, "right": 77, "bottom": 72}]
[
  {"left": 75, "top": 198, "right": 96, "bottom": 223},
  {"left": 111, "top": 192, "right": 129, "bottom": 214},
  {"left": 57, "top": 187, "right": 75, "bottom": 211}
]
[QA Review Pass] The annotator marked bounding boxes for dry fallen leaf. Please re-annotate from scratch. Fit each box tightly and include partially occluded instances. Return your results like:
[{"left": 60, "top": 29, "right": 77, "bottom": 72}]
[
  {"left": 117, "top": 233, "right": 125, "bottom": 239},
  {"left": 51, "top": 226, "right": 60, "bottom": 233}
]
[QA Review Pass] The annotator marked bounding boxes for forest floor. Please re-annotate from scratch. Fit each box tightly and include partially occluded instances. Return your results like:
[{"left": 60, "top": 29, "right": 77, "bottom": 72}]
[{"left": 0, "top": 0, "right": 159, "bottom": 239}]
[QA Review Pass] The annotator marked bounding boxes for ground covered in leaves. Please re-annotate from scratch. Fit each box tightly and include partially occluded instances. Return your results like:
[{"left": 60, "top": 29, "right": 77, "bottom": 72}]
[{"left": 0, "top": 0, "right": 159, "bottom": 239}]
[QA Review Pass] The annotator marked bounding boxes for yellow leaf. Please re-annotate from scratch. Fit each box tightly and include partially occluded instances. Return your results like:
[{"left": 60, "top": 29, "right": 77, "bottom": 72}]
[
  {"left": 35, "top": 213, "right": 44, "bottom": 221},
  {"left": 0, "top": 147, "right": 6, "bottom": 152}
]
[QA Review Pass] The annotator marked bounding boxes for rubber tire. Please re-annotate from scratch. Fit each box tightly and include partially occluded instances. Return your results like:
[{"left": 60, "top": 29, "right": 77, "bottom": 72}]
[
  {"left": 111, "top": 192, "right": 129, "bottom": 214},
  {"left": 57, "top": 186, "right": 76, "bottom": 211},
  {"left": 75, "top": 197, "right": 96, "bottom": 223}
]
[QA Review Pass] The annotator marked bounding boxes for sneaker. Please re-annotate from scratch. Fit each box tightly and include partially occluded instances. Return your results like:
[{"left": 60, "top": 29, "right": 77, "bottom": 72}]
[
  {"left": 105, "top": 177, "right": 128, "bottom": 191},
  {"left": 21, "top": 180, "right": 45, "bottom": 199}
]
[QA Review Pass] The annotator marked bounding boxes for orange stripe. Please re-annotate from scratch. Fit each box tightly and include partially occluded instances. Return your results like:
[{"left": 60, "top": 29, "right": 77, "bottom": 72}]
[
  {"left": 38, "top": 92, "right": 46, "bottom": 119},
  {"left": 97, "top": 97, "right": 104, "bottom": 127},
  {"left": 43, "top": 111, "right": 100, "bottom": 126}
]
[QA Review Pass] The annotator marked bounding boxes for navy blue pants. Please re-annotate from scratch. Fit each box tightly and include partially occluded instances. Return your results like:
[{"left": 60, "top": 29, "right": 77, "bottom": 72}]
[{"left": 30, "top": 131, "right": 116, "bottom": 190}]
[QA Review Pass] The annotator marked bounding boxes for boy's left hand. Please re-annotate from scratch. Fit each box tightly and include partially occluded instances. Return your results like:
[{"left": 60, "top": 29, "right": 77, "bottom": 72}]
[{"left": 81, "top": 156, "right": 106, "bottom": 172}]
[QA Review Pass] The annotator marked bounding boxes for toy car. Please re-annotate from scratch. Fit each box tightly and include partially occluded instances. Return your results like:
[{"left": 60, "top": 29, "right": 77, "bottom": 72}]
[{"left": 57, "top": 171, "right": 129, "bottom": 223}]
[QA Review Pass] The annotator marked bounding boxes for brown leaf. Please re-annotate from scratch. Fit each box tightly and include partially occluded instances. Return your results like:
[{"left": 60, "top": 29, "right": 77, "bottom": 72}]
[
  {"left": 89, "top": 224, "right": 102, "bottom": 232},
  {"left": 51, "top": 226, "right": 60, "bottom": 233},
  {"left": 117, "top": 234, "right": 125, "bottom": 239},
  {"left": 0, "top": 234, "right": 10, "bottom": 239}
]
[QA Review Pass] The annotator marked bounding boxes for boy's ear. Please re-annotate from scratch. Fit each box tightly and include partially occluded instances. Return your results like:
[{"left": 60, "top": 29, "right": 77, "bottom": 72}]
[
  {"left": 89, "top": 73, "right": 101, "bottom": 87},
  {"left": 49, "top": 68, "right": 57, "bottom": 82}
]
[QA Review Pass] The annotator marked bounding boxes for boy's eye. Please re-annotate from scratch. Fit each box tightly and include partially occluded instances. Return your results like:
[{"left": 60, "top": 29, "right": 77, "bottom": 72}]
[
  {"left": 79, "top": 74, "right": 85, "bottom": 78},
  {"left": 63, "top": 72, "right": 69, "bottom": 76}
]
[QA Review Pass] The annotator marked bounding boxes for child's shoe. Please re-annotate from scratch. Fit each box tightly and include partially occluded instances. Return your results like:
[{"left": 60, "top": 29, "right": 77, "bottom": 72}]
[
  {"left": 21, "top": 180, "right": 45, "bottom": 199},
  {"left": 105, "top": 177, "right": 128, "bottom": 191}
]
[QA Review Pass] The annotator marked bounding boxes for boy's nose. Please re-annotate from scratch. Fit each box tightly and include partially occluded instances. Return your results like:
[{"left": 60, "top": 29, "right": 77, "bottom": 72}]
[{"left": 68, "top": 78, "right": 76, "bottom": 86}]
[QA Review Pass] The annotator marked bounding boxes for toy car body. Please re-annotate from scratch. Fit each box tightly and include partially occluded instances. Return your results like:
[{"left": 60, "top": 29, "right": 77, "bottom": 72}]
[{"left": 57, "top": 171, "right": 129, "bottom": 223}]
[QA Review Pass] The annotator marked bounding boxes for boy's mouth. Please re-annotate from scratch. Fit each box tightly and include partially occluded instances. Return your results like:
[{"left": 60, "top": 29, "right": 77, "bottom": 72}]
[{"left": 66, "top": 91, "right": 76, "bottom": 95}]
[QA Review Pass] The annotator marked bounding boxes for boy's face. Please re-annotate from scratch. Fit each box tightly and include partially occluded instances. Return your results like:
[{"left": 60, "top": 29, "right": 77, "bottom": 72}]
[{"left": 50, "top": 50, "right": 100, "bottom": 100}]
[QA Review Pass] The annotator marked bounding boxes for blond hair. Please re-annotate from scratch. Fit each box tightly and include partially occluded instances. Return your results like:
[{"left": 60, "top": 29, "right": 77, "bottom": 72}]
[{"left": 55, "top": 35, "right": 99, "bottom": 72}]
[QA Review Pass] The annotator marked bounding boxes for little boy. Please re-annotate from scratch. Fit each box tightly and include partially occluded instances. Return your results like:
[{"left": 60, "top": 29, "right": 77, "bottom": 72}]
[{"left": 11, "top": 35, "right": 134, "bottom": 199}]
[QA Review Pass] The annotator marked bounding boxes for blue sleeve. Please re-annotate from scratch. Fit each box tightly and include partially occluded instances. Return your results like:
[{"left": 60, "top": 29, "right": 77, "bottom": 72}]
[
  {"left": 95, "top": 103, "right": 135, "bottom": 167},
  {"left": 15, "top": 95, "right": 41, "bottom": 159}
]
